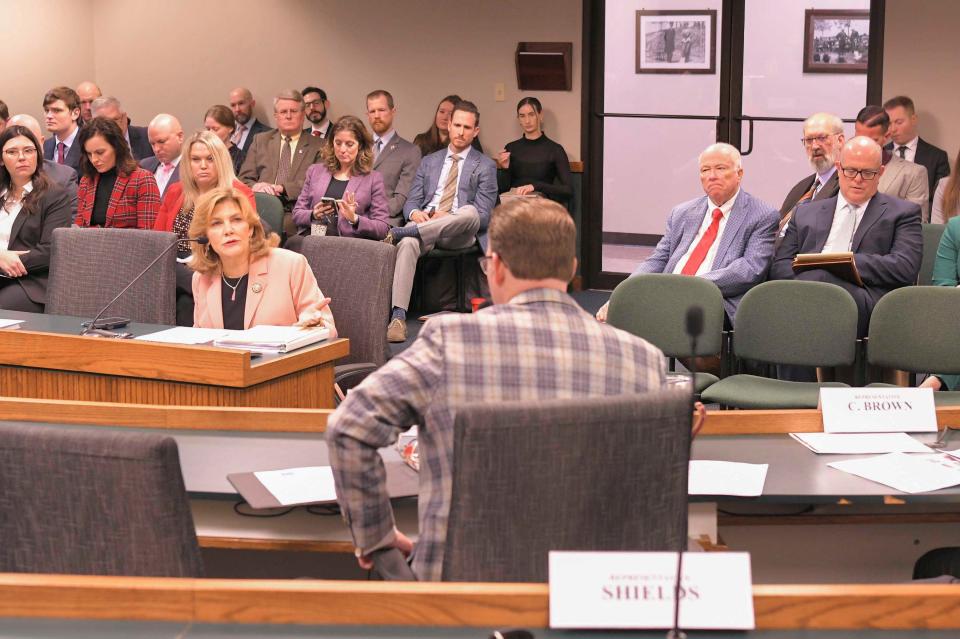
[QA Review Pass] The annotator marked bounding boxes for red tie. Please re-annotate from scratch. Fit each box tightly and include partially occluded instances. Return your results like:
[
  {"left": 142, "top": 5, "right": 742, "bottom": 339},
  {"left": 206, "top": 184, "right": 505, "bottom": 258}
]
[
  {"left": 57, "top": 142, "right": 65, "bottom": 164},
  {"left": 312, "top": 130, "right": 322, "bottom": 137},
  {"left": 681, "top": 208, "right": 724, "bottom": 276}
]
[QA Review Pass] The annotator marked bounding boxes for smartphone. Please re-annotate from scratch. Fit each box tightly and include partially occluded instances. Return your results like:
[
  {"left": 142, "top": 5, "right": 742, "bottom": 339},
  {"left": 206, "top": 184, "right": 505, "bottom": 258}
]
[
  {"left": 81, "top": 317, "right": 131, "bottom": 330},
  {"left": 319, "top": 197, "right": 340, "bottom": 214}
]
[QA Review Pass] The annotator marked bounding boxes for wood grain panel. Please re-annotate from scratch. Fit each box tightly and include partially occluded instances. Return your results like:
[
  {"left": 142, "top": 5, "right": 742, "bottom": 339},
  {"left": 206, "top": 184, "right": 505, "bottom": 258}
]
[
  {"left": 700, "top": 406, "right": 960, "bottom": 435},
  {"left": 197, "top": 536, "right": 353, "bottom": 553}
]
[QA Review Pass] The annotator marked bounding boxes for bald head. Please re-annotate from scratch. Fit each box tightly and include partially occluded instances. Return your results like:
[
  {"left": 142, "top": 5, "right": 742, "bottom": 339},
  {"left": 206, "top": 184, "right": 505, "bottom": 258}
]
[
  {"left": 837, "top": 136, "right": 884, "bottom": 206},
  {"left": 7, "top": 114, "right": 44, "bottom": 143},
  {"left": 147, "top": 114, "right": 184, "bottom": 164},
  {"left": 229, "top": 87, "right": 255, "bottom": 126},
  {"left": 840, "top": 136, "right": 882, "bottom": 165},
  {"left": 76, "top": 81, "right": 102, "bottom": 121}
]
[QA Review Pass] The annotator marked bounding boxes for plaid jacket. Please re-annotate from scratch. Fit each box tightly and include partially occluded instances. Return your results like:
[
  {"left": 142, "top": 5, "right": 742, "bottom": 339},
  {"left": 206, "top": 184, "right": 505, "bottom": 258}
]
[
  {"left": 75, "top": 167, "right": 160, "bottom": 229},
  {"left": 327, "top": 288, "right": 667, "bottom": 581}
]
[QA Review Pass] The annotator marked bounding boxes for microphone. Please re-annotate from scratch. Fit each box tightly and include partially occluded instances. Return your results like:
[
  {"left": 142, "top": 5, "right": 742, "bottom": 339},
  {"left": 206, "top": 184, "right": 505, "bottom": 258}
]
[
  {"left": 80, "top": 235, "right": 208, "bottom": 337},
  {"left": 667, "top": 306, "right": 704, "bottom": 639}
]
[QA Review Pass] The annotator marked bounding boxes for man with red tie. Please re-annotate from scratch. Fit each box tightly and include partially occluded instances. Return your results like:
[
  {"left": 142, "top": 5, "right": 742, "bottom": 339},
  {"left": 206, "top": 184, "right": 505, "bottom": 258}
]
[
  {"left": 302, "top": 86, "right": 333, "bottom": 140},
  {"left": 597, "top": 142, "right": 779, "bottom": 326}
]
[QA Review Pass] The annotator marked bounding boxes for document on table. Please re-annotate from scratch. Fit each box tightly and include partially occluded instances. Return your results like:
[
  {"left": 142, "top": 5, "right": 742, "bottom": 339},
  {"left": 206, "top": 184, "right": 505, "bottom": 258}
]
[
  {"left": 253, "top": 466, "right": 338, "bottom": 506},
  {"left": 688, "top": 460, "right": 768, "bottom": 497},
  {"left": 135, "top": 326, "right": 227, "bottom": 345},
  {"left": 790, "top": 432, "right": 931, "bottom": 454},
  {"left": 0, "top": 318, "right": 24, "bottom": 329},
  {"left": 828, "top": 452, "right": 960, "bottom": 494}
]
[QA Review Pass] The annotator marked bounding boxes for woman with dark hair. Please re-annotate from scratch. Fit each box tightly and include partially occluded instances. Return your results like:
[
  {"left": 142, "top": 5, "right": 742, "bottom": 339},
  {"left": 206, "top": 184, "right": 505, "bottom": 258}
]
[
  {"left": 204, "top": 105, "right": 243, "bottom": 173},
  {"left": 289, "top": 115, "right": 390, "bottom": 246},
  {"left": 931, "top": 147, "right": 960, "bottom": 224},
  {"left": 75, "top": 116, "right": 160, "bottom": 229},
  {"left": 0, "top": 125, "right": 72, "bottom": 311},
  {"left": 413, "top": 94, "right": 483, "bottom": 157},
  {"left": 497, "top": 97, "right": 573, "bottom": 207}
]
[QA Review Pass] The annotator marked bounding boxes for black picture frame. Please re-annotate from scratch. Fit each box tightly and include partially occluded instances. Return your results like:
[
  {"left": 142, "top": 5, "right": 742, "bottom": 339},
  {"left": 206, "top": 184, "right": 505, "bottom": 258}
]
[
  {"left": 635, "top": 9, "right": 717, "bottom": 75},
  {"left": 803, "top": 9, "right": 870, "bottom": 74}
]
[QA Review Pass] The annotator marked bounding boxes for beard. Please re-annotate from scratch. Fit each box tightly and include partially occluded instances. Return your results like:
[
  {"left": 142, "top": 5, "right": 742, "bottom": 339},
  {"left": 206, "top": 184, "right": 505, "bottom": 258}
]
[
  {"left": 234, "top": 111, "right": 251, "bottom": 126},
  {"left": 306, "top": 109, "right": 326, "bottom": 125},
  {"left": 808, "top": 151, "right": 834, "bottom": 174}
]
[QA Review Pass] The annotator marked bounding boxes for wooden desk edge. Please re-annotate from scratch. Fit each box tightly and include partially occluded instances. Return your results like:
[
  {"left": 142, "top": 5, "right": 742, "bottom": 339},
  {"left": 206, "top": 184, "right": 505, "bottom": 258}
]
[
  {"left": 1, "top": 576, "right": 960, "bottom": 628},
  {"left": 700, "top": 406, "right": 960, "bottom": 435}
]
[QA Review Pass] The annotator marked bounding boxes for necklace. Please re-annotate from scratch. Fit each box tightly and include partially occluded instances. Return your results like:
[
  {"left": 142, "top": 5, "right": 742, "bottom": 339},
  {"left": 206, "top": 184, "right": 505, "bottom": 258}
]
[{"left": 221, "top": 273, "right": 247, "bottom": 302}]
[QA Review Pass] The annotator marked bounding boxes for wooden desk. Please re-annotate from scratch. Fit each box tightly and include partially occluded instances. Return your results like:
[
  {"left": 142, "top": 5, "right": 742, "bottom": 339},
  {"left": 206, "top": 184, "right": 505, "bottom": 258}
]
[{"left": 0, "top": 311, "right": 347, "bottom": 408}]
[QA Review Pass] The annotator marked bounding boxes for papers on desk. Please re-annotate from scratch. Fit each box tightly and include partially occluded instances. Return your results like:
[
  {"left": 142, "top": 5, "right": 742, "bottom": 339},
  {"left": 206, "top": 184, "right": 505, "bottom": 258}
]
[
  {"left": 828, "top": 452, "right": 960, "bottom": 494},
  {"left": 213, "top": 325, "right": 329, "bottom": 353},
  {"left": 688, "top": 460, "right": 768, "bottom": 497},
  {"left": 135, "top": 326, "right": 227, "bottom": 345},
  {"left": 252, "top": 466, "right": 338, "bottom": 506},
  {"left": 790, "top": 432, "right": 931, "bottom": 454},
  {"left": 0, "top": 318, "right": 25, "bottom": 329}
]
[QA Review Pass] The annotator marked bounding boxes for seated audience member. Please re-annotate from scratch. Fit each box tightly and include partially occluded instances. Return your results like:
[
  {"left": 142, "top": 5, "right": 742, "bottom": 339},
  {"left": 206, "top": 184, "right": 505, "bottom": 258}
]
[
  {"left": 0, "top": 99, "right": 7, "bottom": 132},
  {"left": 596, "top": 142, "right": 778, "bottom": 326},
  {"left": 90, "top": 96, "right": 154, "bottom": 161},
  {"left": 140, "top": 114, "right": 184, "bottom": 199},
  {"left": 302, "top": 86, "right": 332, "bottom": 139},
  {"left": 931, "top": 147, "right": 960, "bottom": 224},
  {"left": 920, "top": 215, "right": 960, "bottom": 391},
  {"left": 884, "top": 95, "right": 950, "bottom": 210},
  {"left": 288, "top": 115, "right": 389, "bottom": 247},
  {"left": 772, "top": 137, "right": 922, "bottom": 338},
  {"left": 228, "top": 87, "right": 270, "bottom": 168},
  {"left": 779, "top": 112, "right": 844, "bottom": 240},
  {"left": 75, "top": 117, "right": 160, "bottom": 229},
  {"left": 0, "top": 125, "right": 72, "bottom": 311},
  {"left": 7, "top": 114, "right": 78, "bottom": 217},
  {"left": 42, "top": 86, "right": 83, "bottom": 173},
  {"left": 366, "top": 89, "right": 421, "bottom": 227},
  {"left": 238, "top": 89, "right": 324, "bottom": 237},
  {"left": 153, "top": 131, "right": 255, "bottom": 326},
  {"left": 75, "top": 81, "right": 102, "bottom": 123},
  {"left": 327, "top": 197, "right": 666, "bottom": 581},
  {"left": 855, "top": 105, "right": 929, "bottom": 221},
  {"left": 204, "top": 105, "right": 242, "bottom": 173},
  {"left": 413, "top": 94, "right": 483, "bottom": 157},
  {"left": 188, "top": 187, "right": 335, "bottom": 333},
  {"left": 497, "top": 97, "right": 573, "bottom": 207},
  {"left": 383, "top": 100, "right": 497, "bottom": 343}
]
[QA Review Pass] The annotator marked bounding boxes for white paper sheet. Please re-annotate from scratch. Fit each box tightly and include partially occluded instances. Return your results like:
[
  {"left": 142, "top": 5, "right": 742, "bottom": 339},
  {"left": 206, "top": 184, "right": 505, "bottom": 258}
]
[
  {"left": 790, "top": 432, "right": 931, "bottom": 454},
  {"left": 828, "top": 452, "right": 960, "bottom": 494},
  {"left": 253, "top": 466, "right": 337, "bottom": 506},
  {"left": 135, "top": 327, "right": 227, "bottom": 345},
  {"left": 0, "top": 319, "right": 25, "bottom": 329},
  {"left": 688, "top": 460, "right": 768, "bottom": 497}
]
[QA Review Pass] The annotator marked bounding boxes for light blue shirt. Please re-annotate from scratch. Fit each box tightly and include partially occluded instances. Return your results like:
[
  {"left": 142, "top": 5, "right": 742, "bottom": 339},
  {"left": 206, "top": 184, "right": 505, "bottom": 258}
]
[
  {"left": 425, "top": 146, "right": 472, "bottom": 212},
  {"left": 815, "top": 166, "right": 837, "bottom": 196}
]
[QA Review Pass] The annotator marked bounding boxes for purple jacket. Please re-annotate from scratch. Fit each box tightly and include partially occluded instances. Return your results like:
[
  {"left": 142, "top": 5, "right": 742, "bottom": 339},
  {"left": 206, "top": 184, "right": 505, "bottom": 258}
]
[{"left": 292, "top": 164, "right": 390, "bottom": 239}]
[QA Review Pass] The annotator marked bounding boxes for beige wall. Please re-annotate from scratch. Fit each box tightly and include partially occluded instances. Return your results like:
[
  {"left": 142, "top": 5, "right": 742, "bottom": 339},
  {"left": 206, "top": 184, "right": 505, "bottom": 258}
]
[
  {"left": 14, "top": 0, "right": 580, "bottom": 160},
  {"left": 884, "top": 0, "right": 960, "bottom": 168}
]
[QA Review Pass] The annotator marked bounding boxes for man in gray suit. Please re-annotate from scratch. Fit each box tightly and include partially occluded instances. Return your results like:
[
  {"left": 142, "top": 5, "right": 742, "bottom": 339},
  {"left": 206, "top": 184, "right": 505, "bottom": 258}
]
[
  {"left": 854, "top": 105, "right": 929, "bottom": 221},
  {"left": 366, "top": 89, "right": 421, "bottom": 227},
  {"left": 383, "top": 101, "right": 498, "bottom": 342},
  {"left": 8, "top": 114, "right": 78, "bottom": 219},
  {"left": 90, "top": 96, "right": 154, "bottom": 161},
  {"left": 597, "top": 142, "right": 779, "bottom": 326}
]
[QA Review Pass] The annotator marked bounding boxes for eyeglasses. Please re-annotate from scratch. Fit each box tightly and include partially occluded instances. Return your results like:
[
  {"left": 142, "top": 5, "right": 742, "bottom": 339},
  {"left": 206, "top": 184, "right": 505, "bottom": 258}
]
[
  {"left": 304, "top": 100, "right": 325, "bottom": 108},
  {"left": 275, "top": 109, "right": 302, "bottom": 118},
  {"left": 2, "top": 147, "right": 38, "bottom": 159},
  {"left": 839, "top": 165, "right": 880, "bottom": 181},
  {"left": 479, "top": 254, "right": 502, "bottom": 275},
  {"left": 801, "top": 134, "right": 838, "bottom": 147}
]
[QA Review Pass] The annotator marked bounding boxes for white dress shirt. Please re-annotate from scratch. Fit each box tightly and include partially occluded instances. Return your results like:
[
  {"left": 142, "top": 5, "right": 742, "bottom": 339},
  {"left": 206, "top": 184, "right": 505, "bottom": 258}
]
[
  {"left": 0, "top": 182, "right": 32, "bottom": 250},
  {"left": 895, "top": 137, "right": 918, "bottom": 163},
  {"left": 154, "top": 156, "right": 180, "bottom": 195},
  {"left": 425, "top": 146, "right": 471, "bottom": 213},
  {"left": 822, "top": 192, "right": 871, "bottom": 253},
  {"left": 53, "top": 127, "right": 79, "bottom": 163},
  {"left": 673, "top": 190, "right": 739, "bottom": 276}
]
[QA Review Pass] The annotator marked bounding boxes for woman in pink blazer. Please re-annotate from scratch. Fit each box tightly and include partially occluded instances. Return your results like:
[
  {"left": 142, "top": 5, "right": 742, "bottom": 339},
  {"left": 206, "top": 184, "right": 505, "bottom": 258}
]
[{"left": 188, "top": 186, "right": 336, "bottom": 333}]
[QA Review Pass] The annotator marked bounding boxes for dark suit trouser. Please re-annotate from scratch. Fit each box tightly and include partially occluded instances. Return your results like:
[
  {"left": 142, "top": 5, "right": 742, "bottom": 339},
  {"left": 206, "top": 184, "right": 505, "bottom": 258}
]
[
  {"left": 0, "top": 280, "right": 43, "bottom": 313},
  {"left": 175, "top": 262, "right": 195, "bottom": 327}
]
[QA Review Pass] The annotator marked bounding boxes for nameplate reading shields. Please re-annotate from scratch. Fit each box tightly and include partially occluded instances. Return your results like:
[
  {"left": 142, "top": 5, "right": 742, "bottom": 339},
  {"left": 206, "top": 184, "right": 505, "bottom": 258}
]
[
  {"left": 820, "top": 387, "right": 937, "bottom": 433},
  {"left": 548, "top": 551, "right": 754, "bottom": 630}
]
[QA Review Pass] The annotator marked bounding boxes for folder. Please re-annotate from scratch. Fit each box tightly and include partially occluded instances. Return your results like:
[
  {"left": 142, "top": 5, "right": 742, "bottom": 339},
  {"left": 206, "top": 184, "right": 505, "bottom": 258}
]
[{"left": 792, "top": 252, "right": 864, "bottom": 287}]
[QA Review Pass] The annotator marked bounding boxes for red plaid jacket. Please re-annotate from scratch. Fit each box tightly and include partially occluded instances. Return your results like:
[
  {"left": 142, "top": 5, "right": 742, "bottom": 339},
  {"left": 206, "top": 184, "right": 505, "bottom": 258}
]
[{"left": 75, "top": 167, "right": 160, "bottom": 229}]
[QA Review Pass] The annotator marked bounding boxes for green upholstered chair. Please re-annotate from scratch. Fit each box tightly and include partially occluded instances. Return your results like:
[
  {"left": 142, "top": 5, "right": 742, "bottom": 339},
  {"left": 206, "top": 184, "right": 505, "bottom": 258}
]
[
  {"left": 866, "top": 286, "right": 960, "bottom": 405},
  {"left": 607, "top": 274, "right": 725, "bottom": 393},
  {"left": 919, "top": 223, "right": 946, "bottom": 285},
  {"left": 253, "top": 192, "right": 285, "bottom": 240},
  {"left": 700, "top": 280, "right": 858, "bottom": 408}
]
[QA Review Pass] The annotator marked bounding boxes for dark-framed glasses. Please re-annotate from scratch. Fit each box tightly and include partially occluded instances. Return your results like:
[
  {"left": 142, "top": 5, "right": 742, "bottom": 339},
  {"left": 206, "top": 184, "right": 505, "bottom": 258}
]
[{"left": 839, "top": 165, "right": 880, "bottom": 180}]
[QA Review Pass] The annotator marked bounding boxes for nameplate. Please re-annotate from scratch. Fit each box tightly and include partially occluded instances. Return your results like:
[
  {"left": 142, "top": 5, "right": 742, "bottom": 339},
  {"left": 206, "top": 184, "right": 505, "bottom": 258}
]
[
  {"left": 820, "top": 387, "right": 937, "bottom": 433},
  {"left": 548, "top": 551, "right": 754, "bottom": 630}
]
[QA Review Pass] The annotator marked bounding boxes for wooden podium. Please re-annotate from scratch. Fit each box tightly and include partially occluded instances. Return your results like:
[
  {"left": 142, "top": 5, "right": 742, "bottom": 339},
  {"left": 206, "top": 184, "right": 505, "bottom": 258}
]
[{"left": 0, "top": 323, "right": 348, "bottom": 409}]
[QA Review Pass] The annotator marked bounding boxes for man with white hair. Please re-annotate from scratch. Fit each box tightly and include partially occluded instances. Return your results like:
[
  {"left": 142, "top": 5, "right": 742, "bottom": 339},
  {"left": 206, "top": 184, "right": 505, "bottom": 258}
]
[
  {"left": 90, "top": 96, "right": 154, "bottom": 161},
  {"left": 597, "top": 142, "right": 778, "bottom": 326},
  {"left": 140, "top": 114, "right": 184, "bottom": 198},
  {"left": 8, "top": 113, "right": 78, "bottom": 216}
]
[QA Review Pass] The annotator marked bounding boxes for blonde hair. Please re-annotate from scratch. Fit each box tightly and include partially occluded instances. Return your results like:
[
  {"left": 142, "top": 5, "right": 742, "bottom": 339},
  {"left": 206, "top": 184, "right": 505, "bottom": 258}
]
[
  {"left": 188, "top": 187, "right": 279, "bottom": 275},
  {"left": 180, "top": 131, "right": 237, "bottom": 212}
]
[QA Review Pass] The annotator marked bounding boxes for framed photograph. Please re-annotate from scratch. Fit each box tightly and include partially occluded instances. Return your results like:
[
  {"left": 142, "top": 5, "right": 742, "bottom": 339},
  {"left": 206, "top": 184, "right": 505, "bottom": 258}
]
[
  {"left": 635, "top": 10, "right": 717, "bottom": 75},
  {"left": 803, "top": 9, "right": 870, "bottom": 74}
]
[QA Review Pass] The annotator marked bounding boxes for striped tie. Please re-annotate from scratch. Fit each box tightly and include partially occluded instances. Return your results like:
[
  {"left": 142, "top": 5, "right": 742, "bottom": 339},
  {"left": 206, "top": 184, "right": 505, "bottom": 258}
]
[
  {"left": 437, "top": 155, "right": 460, "bottom": 213},
  {"left": 276, "top": 136, "right": 292, "bottom": 186}
]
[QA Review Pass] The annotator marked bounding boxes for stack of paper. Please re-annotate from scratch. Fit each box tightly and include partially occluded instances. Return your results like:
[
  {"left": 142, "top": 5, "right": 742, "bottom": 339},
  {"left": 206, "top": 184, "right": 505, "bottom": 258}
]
[
  {"left": 828, "top": 452, "right": 960, "bottom": 494},
  {"left": 213, "top": 325, "right": 329, "bottom": 353},
  {"left": 0, "top": 319, "right": 25, "bottom": 329},
  {"left": 135, "top": 327, "right": 227, "bottom": 345},
  {"left": 790, "top": 432, "right": 931, "bottom": 454},
  {"left": 253, "top": 466, "right": 338, "bottom": 506},
  {"left": 688, "top": 460, "right": 768, "bottom": 497}
]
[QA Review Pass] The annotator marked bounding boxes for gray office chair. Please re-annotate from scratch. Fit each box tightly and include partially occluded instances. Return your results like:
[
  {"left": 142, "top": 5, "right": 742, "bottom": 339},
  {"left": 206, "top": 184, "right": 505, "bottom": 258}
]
[
  {"left": 46, "top": 228, "right": 177, "bottom": 324},
  {"left": 0, "top": 422, "right": 203, "bottom": 577},
  {"left": 919, "top": 223, "right": 946, "bottom": 285},
  {"left": 299, "top": 236, "right": 397, "bottom": 394}
]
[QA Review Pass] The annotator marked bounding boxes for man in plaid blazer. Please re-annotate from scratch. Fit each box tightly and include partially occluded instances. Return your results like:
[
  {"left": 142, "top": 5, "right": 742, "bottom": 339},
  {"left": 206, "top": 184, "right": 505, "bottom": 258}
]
[{"left": 328, "top": 198, "right": 666, "bottom": 581}]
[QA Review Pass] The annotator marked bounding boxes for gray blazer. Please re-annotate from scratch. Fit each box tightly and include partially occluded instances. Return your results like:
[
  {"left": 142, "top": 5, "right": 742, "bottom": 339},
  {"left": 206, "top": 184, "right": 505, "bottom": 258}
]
[
  {"left": 879, "top": 156, "right": 929, "bottom": 222},
  {"left": 373, "top": 132, "right": 421, "bottom": 227},
  {"left": 634, "top": 190, "right": 779, "bottom": 321},
  {"left": 402, "top": 146, "right": 498, "bottom": 247}
]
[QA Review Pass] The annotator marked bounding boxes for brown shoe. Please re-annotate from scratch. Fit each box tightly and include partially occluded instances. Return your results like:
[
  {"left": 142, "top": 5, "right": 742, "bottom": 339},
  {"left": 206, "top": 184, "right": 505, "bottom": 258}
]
[
  {"left": 387, "top": 318, "right": 407, "bottom": 343},
  {"left": 382, "top": 232, "right": 395, "bottom": 245}
]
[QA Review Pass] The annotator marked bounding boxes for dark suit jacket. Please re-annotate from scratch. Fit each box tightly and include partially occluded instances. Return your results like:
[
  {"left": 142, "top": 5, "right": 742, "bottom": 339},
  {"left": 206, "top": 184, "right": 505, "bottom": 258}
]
[
  {"left": 303, "top": 121, "right": 333, "bottom": 139},
  {"left": 236, "top": 118, "right": 271, "bottom": 167},
  {"left": 127, "top": 125, "right": 154, "bottom": 162},
  {"left": 886, "top": 138, "right": 950, "bottom": 207},
  {"left": 42, "top": 135, "right": 82, "bottom": 175},
  {"left": 4, "top": 184, "right": 73, "bottom": 304},
  {"left": 237, "top": 130, "right": 324, "bottom": 207},
  {"left": 779, "top": 171, "right": 841, "bottom": 217},
  {"left": 771, "top": 193, "right": 922, "bottom": 308},
  {"left": 139, "top": 157, "right": 181, "bottom": 198},
  {"left": 41, "top": 159, "right": 78, "bottom": 220},
  {"left": 372, "top": 133, "right": 422, "bottom": 226}
]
